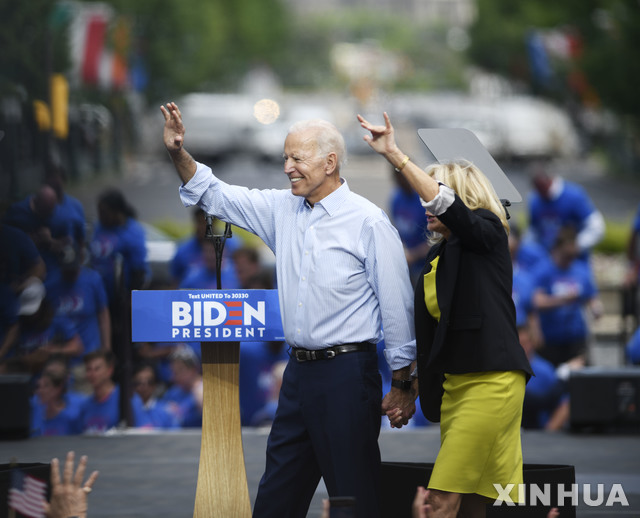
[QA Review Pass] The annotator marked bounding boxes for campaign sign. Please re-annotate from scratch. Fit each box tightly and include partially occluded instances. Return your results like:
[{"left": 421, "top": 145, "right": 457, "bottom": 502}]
[{"left": 132, "top": 289, "right": 284, "bottom": 342}]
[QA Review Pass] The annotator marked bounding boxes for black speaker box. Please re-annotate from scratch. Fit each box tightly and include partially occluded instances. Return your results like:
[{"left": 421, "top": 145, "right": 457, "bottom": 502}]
[
  {"left": 0, "top": 374, "right": 31, "bottom": 440},
  {"left": 569, "top": 367, "right": 640, "bottom": 432},
  {"left": 0, "top": 462, "right": 50, "bottom": 518},
  {"left": 380, "top": 462, "right": 576, "bottom": 518}
]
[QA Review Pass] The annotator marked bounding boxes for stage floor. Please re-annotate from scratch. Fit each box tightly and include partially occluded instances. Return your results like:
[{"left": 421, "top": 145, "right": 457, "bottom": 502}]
[{"left": 1, "top": 427, "right": 638, "bottom": 517}]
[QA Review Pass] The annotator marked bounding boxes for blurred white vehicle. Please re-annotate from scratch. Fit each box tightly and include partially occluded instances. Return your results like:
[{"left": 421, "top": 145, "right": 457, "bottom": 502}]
[
  {"left": 178, "top": 93, "right": 255, "bottom": 160},
  {"left": 140, "top": 222, "right": 176, "bottom": 288},
  {"left": 498, "top": 96, "right": 580, "bottom": 160}
]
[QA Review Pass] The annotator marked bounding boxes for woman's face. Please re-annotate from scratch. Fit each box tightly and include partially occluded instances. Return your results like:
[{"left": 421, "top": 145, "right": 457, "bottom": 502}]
[
  {"left": 426, "top": 211, "right": 450, "bottom": 238},
  {"left": 36, "top": 376, "right": 62, "bottom": 405},
  {"left": 98, "top": 202, "right": 118, "bottom": 228}
]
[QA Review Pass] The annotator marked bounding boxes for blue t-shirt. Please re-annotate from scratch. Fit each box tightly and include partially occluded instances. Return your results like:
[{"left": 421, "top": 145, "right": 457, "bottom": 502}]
[
  {"left": 179, "top": 264, "right": 239, "bottom": 291},
  {"left": 633, "top": 203, "right": 640, "bottom": 234},
  {"left": 171, "top": 235, "right": 240, "bottom": 284},
  {"left": 89, "top": 218, "right": 149, "bottom": 302},
  {"left": 30, "top": 392, "right": 86, "bottom": 436},
  {"left": 49, "top": 267, "right": 108, "bottom": 354},
  {"left": 13, "top": 314, "right": 77, "bottom": 358},
  {"left": 390, "top": 188, "right": 428, "bottom": 250},
  {"left": 522, "top": 354, "right": 565, "bottom": 429},
  {"left": 78, "top": 385, "right": 121, "bottom": 433},
  {"left": 532, "top": 257, "right": 597, "bottom": 345},
  {"left": 50, "top": 194, "right": 86, "bottom": 245},
  {"left": 160, "top": 385, "right": 202, "bottom": 428},
  {"left": 512, "top": 265, "right": 536, "bottom": 327},
  {"left": 135, "top": 398, "right": 180, "bottom": 430},
  {"left": 0, "top": 224, "right": 41, "bottom": 286},
  {"left": 626, "top": 327, "right": 640, "bottom": 365},
  {"left": 528, "top": 181, "right": 597, "bottom": 253},
  {"left": 239, "top": 341, "right": 289, "bottom": 426}
]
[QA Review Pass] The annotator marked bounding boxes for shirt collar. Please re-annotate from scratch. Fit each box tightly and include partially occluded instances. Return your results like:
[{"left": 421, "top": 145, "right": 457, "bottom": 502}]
[
  {"left": 313, "top": 178, "right": 349, "bottom": 217},
  {"left": 548, "top": 177, "right": 564, "bottom": 200}
]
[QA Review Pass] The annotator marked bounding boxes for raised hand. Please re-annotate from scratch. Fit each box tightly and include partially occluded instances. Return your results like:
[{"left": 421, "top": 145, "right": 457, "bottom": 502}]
[
  {"left": 160, "top": 102, "right": 186, "bottom": 154},
  {"left": 357, "top": 112, "right": 400, "bottom": 157}
]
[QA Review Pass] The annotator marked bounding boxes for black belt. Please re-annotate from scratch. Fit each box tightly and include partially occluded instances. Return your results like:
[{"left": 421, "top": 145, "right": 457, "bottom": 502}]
[{"left": 291, "top": 342, "right": 376, "bottom": 362}]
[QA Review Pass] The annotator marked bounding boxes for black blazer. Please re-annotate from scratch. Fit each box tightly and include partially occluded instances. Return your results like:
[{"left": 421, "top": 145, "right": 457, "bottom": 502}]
[{"left": 415, "top": 195, "right": 533, "bottom": 422}]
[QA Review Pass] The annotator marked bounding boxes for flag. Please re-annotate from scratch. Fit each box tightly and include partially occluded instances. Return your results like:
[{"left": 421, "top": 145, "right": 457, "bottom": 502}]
[{"left": 8, "top": 469, "right": 46, "bottom": 518}]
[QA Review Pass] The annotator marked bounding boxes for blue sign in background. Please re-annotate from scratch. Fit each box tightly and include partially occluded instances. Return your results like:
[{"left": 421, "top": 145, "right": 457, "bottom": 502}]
[{"left": 132, "top": 289, "right": 284, "bottom": 342}]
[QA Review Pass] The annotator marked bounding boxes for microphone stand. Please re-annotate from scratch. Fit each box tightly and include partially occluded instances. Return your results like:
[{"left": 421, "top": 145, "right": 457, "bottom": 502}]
[{"left": 205, "top": 214, "right": 233, "bottom": 290}]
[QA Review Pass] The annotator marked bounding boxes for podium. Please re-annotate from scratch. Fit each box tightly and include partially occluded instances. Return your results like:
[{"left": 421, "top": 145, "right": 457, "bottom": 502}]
[{"left": 132, "top": 289, "right": 284, "bottom": 517}]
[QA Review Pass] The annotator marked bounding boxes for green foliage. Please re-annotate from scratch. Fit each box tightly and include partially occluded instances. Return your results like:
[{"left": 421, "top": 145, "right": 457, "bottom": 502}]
[
  {"left": 0, "top": 0, "right": 70, "bottom": 98},
  {"left": 468, "top": 0, "right": 640, "bottom": 130},
  {"left": 596, "top": 219, "right": 633, "bottom": 255}
]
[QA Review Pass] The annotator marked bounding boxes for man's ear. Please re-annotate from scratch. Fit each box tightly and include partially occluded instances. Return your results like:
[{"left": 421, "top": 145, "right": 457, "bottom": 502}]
[{"left": 325, "top": 152, "right": 338, "bottom": 175}]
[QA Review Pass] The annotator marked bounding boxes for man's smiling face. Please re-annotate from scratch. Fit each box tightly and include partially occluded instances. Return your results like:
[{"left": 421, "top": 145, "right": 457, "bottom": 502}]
[{"left": 283, "top": 129, "right": 333, "bottom": 207}]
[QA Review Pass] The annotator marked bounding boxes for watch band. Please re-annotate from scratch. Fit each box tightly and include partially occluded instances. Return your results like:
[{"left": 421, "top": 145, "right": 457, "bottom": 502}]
[{"left": 391, "top": 378, "right": 412, "bottom": 391}]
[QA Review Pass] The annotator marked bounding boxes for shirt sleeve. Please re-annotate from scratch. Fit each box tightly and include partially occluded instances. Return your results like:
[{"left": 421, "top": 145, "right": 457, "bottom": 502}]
[
  {"left": 363, "top": 218, "right": 416, "bottom": 371},
  {"left": 421, "top": 183, "right": 455, "bottom": 216},
  {"left": 179, "top": 162, "right": 280, "bottom": 250}
]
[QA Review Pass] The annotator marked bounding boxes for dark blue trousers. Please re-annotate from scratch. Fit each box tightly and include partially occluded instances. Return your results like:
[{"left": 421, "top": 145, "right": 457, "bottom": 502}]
[{"left": 253, "top": 348, "right": 382, "bottom": 518}]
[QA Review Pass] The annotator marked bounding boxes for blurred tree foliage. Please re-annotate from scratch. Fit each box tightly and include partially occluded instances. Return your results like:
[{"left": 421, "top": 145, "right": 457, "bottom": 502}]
[
  {"left": 468, "top": 0, "right": 640, "bottom": 130},
  {"left": 103, "top": 0, "right": 290, "bottom": 101},
  {"left": 0, "top": 0, "right": 70, "bottom": 99}
]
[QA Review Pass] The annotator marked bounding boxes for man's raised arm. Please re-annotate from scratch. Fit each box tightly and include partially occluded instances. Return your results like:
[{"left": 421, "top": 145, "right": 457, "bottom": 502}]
[{"left": 160, "top": 102, "right": 197, "bottom": 185}]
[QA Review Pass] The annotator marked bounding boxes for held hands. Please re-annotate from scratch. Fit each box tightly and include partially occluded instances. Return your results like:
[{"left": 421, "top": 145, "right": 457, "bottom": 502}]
[
  {"left": 160, "top": 102, "right": 186, "bottom": 154},
  {"left": 381, "top": 380, "right": 418, "bottom": 429}
]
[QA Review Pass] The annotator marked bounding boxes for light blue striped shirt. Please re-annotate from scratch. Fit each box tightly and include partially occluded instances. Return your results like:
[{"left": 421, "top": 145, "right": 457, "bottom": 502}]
[{"left": 179, "top": 162, "right": 416, "bottom": 370}]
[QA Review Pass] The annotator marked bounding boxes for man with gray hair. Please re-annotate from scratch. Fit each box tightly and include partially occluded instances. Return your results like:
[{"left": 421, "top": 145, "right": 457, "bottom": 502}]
[{"left": 161, "top": 102, "right": 416, "bottom": 518}]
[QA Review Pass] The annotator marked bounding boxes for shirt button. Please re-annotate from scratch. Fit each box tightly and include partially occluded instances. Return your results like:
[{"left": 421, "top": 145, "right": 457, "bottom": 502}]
[
  {"left": 298, "top": 302, "right": 302, "bottom": 307},
  {"left": 301, "top": 276, "right": 306, "bottom": 281}
]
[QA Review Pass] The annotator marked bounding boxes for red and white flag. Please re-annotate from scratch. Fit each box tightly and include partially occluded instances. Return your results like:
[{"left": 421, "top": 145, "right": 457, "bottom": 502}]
[{"left": 8, "top": 469, "right": 47, "bottom": 518}]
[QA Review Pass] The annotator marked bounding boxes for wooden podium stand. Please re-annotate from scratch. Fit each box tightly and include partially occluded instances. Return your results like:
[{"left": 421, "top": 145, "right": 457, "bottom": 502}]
[
  {"left": 194, "top": 341, "right": 252, "bottom": 517},
  {"left": 131, "top": 288, "right": 283, "bottom": 518}
]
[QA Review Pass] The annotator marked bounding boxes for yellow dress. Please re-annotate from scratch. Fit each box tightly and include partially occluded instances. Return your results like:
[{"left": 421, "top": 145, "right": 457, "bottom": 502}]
[{"left": 423, "top": 255, "right": 525, "bottom": 502}]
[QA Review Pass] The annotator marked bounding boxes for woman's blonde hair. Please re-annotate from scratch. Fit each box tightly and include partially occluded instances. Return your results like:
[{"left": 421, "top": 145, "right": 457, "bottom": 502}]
[{"left": 426, "top": 160, "right": 509, "bottom": 243}]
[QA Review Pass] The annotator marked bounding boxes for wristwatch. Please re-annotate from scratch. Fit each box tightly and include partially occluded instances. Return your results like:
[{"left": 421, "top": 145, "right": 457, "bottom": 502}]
[{"left": 391, "top": 379, "right": 412, "bottom": 391}]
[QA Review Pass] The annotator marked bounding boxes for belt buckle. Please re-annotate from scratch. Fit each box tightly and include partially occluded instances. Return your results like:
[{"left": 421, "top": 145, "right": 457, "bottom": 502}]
[
  {"left": 325, "top": 349, "right": 336, "bottom": 359},
  {"left": 294, "top": 349, "right": 307, "bottom": 362}
]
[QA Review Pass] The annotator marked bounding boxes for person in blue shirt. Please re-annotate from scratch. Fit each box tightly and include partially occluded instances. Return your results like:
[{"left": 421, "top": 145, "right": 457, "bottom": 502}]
[
  {"left": 49, "top": 245, "right": 110, "bottom": 358},
  {"left": 179, "top": 239, "right": 239, "bottom": 290},
  {"left": 0, "top": 223, "right": 46, "bottom": 293},
  {"left": 132, "top": 363, "right": 179, "bottom": 429},
  {"left": 78, "top": 349, "right": 121, "bottom": 433},
  {"left": 30, "top": 369, "right": 83, "bottom": 436},
  {"left": 3, "top": 185, "right": 69, "bottom": 288},
  {"left": 170, "top": 207, "right": 239, "bottom": 286},
  {"left": 163, "top": 103, "right": 416, "bottom": 518},
  {"left": 160, "top": 347, "right": 203, "bottom": 428},
  {"left": 532, "top": 226, "right": 603, "bottom": 366},
  {"left": 1, "top": 279, "right": 83, "bottom": 374},
  {"left": 239, "top": 340, "right": 289, "bottom": 426},
  {"left": 626, "top": 326, "right": 640, "bottom": 365},
  {"left": 44, "top": 164, "right": 86, "bottom": 248},
  {"left": 389, "top": 166, "right": 431, "bottom": 284},
  {"left": 527, "top": 166, "right": 604, "bottom": 265},
  {"left": 89, "top": 188, "right": 149, "bottom": 304}
]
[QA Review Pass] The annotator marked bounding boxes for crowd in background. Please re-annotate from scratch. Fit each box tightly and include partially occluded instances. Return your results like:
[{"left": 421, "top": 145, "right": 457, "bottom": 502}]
[{"left": 1, "top": 159, "right": 639, "bottom": 437}]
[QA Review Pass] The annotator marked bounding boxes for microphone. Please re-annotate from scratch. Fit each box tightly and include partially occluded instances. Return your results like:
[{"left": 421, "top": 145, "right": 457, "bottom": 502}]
[{"left": 205, "top": 214, "right": 214, "bottom": 238}]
